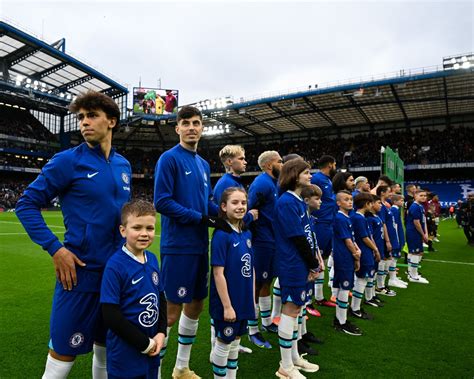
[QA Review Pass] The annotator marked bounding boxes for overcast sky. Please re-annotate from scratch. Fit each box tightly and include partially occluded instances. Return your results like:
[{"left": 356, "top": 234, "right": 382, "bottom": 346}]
[{"left": 1, "top": 0, "right": 472, "bottom": 105}]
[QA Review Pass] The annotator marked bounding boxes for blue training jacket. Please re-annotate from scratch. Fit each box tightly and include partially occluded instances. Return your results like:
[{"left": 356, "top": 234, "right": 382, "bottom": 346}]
[
  {"left": 248, "top": 172, "right": 278, "bottom": 248},
  {"left": 154, "top": 144, "right": 218, "bottom": 255},
  {"left": 16, "top": 143, "right": 132, "bottom": 271}
]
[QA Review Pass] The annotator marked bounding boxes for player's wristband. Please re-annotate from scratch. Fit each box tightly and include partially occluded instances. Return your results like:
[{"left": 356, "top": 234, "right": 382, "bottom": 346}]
[{"left": 141, "top": 338, "right": 156, "bottom": 354}]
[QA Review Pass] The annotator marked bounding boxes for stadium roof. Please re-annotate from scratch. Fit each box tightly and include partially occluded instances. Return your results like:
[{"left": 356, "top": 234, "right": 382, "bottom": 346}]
[
  {"left": 0, "top": 21, "right": 127, "bottom": 114},
  {"left": 206, "top": 63, "right": 474, "bottom": 138},
  {"left": 120, "top": 57, "right": 474, "bottom": 144}
]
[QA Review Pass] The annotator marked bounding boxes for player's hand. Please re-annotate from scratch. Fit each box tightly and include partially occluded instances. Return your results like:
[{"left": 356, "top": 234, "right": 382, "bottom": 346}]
[
  {"left": 354, "top": 260, "right": 360, "bottom": 272},
  {"left": 149, "top": 333, "right": 165, "bottom": 357},
  {"left": 353, "top": 250, "right": 361, "bottom": 260},
  {"left": 52, "top": 247, "right": 86, "bottom": 290},
  {"left": 386, "top": 241, "right": 392, "bottom": 252},
  {"left": 318, "top": 260, "right": 325, "bottom": 272},
  {"left": 146, "top": 338, "right": 157, "bottom": 357},
  {"left": 423, "top": 234, "right": 429, "bottom": 243},
  {"left": 374, "top": 250, "right": 381, "bottom": 262},
  {"left": 224, "top": 306, "right": 236, "bottom": 322},
  {"left": 248, "top": 209, "right": 259, "bottom": 221},
  {"left": 308, "top": 270, "right": 318, "bottom": 282}
]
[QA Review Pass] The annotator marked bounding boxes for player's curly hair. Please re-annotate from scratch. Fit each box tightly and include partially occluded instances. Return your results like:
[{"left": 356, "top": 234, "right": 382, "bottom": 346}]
[{"left": 70, "top": 90, "right": 120, "bottom": 126}]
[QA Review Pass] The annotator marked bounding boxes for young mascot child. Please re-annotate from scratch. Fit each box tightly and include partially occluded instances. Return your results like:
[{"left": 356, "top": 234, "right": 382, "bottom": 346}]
[
  {"left": 406, "top": 190, "right": 430, "bottom": 284},
  {"left": 332, "top": 190, "right": 362, "bottom": 336},
  {"left": 299, "top": 184, "right": 325, "bottom": 355},
  {"left": 365, "top": 196, "right": 385, "bottom": 308},
  {"left": 210, "top": 187, "right": 255, "bottom": 378},
  {"left": 349, "top": 193, "right": 381, "bottom": 320},
  {"left": 100, "top": 200, "right": 167, "bottom": 379},
  {"left": 389, "top": 194, "right": 408, "bottom": 287},
  {"left": 375, "top": 186, "right": 398, "bottom": 297},
  {"left": 275, "top": 159, "right": 320, "bottom": 378}
]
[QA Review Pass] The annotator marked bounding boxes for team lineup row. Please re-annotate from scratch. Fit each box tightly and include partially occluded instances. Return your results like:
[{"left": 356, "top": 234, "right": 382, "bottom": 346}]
[{"left": 15, "top": 90, "right": 429, "bottom": 379}]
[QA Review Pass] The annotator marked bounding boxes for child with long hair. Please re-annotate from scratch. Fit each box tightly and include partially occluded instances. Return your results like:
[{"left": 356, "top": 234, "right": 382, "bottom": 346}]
[{"left": 209, "top": 188, "right": 255, "bottom": 378}]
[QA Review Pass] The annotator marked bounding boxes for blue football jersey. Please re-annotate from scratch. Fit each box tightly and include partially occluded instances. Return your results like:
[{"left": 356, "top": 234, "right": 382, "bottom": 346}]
[
  {"left": 367, "top": 214, "right": 384, "bottom": 253},
  {"left": 274, "top": 191, "right": 313, "bottom": 287},
  {"left": 391, "top": 205, "right": 405, "bottom": 248},
  {"left": 351, "top": 212, "right": 374, "bottom": 266},
  {"left": 333, "top": 211, "right": 355, "bottom": 270},
  {"left": 100, "top": 247, "right": 162, "bottom": 377},
  {"left": 210, "top": 228, "right": 255, "bottom": 321},
  {"left": 406, "top": 202, "right": 426, "bottom": 233},
  {"left": 378, "top": 204, "right": 400, "bottom": 250}
]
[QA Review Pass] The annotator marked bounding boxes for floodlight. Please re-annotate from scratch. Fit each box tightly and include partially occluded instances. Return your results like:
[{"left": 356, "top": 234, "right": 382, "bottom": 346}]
[
  {"left": 462, "top": 62, "right": 471, "bottom": 69},
  {"left": 26, "top": 78, "right": 31, "bottom": 84}
]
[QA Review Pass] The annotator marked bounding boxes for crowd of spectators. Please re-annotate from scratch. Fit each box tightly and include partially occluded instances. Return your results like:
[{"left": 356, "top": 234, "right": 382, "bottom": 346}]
[
  {"left": 0, "top": 180, "right": 28, "bottom": 210},
  {"left": 0, "top": 106, "right": 57, "bottom": 142},
  {"left": 0, "top": 126, "right": 472, "bottom": 176}
]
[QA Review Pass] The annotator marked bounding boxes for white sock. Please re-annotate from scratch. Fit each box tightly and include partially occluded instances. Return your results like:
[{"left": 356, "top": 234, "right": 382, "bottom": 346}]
[
  {"left": 297, "top": 312, "right": 303, "bottom": 339},
  {"left": 259, "top": 296, "right": 272, "bottom": 327},
  {"left": 329, "top": 262, "right": 335, "bottom": 290},
  {"left": 159, "top": 327, "right": 171, "bottom": 379},
  {"left": 227, "top": 339, "right": 240, "bottom": 379},
  {"left": 365, "top": 278, "right": 374, "bottom": 300},
  {"left": 291, "top": 316, "right": 300, "bottom": 363},
  {"left": 377, "top": 261, "right": 386, "bottom": 288},
  {"left": 389, "top": 258, "right": 397, "bottom": 280},
  {"left": 278, "top": 314, "right": 295, "bottom": 371},
  {"left": 301, "top": 308, "right": 307, "bottom": 336},
  {"left": 210, "top": 319, "right": 216, "bottom": 357},
  {"left": 211, "top": 339, "right": 230, "bottom": 378},
  {"left": 314, "top": 270, "right": 325, "bottom": 301},
  {"left": 42, "top": 354, "right": 74, "bottom": 379},
  {"left": 410, "top": 254, "right": 421, "bottom": 277},
  {"left": 175, "top": 313, "right": 199, "bottom": 370},
  {"left": 248, "top": 304, "right": 259, "bottom": 335},
  {"left": 271, "top": 278, "right": 282, "bottom": 320},
  {"left": 371, "top": 279, "right": 376, "bottom": 298},
  {"left": 336, "top": 289, "right": 350, "bottom": 325},
  {"left": 92, "top": 344, "right": 107, "bottom": 379},
  {"left": 351, "top": 277, "right": 367, "bottom": 312}
]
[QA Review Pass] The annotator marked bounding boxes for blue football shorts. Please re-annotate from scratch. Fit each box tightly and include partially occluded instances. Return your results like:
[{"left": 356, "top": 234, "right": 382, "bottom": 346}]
[{"left": 161, "top": 253, "right": 209, "bottom": 304}]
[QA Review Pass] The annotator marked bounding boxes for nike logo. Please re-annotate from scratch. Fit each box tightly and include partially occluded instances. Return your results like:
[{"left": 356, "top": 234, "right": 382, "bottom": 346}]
[
  {"left": 185, "top": 171, "right": 192, "bottom": 175},
  {"left": 208, "top": 218, "right": 215, "bottom": 224},
  {"left": 300, "top": 214, "right": 306, "bottom": 218},
  {"left": 132, "top": 276, "right": 144, "bottom": 285},
  {"left": 87, "top": 172, "right": 99, "bottom": 179},
  {"left": 233, "top": 242, "right": 240, "bottom": 247}
]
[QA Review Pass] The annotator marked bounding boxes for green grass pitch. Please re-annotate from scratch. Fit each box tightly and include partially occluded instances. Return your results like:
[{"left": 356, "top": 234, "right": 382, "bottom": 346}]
[{"left": 1, "top": 212, "right": 473, "bottom": 378}]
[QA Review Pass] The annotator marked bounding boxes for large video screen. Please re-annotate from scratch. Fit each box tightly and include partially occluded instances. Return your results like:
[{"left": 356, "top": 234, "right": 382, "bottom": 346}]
[{"left": 132, "top": 87, "right": 179, "bottom": 115}]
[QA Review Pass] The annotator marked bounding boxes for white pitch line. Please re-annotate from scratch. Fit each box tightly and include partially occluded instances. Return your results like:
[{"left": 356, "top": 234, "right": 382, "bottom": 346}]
[
  {"left": 423, "top": 258, "right": 474, "bottom": 266},
  {"left": 0, "top": 220, "right": 65, "bottom": 229}
]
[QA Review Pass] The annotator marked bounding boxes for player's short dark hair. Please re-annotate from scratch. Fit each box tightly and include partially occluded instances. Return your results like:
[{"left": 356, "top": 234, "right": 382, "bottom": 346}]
[
  {"left": 121, "top": 199, "right": 156, "bottom": 225},
  {"left": 283, "top": 153, "right": 302, "bottom": 163},
  {"left": 301, "top": 184, "right": 322, "bottom": 199},
  {"left": 376, "top": 185, "right": 390, "bottom": 197},
  {"left": 336, "top": 190, "right": 352, "bottom": 202},
  {"left": 70, "top": 90, "right": 120, "bottom": 126},
  {"left": 177, "top": 105, "right": 202, "bottom": 122},
  {"left": 415, "top": 189, "right": 427, "bottom": 195},
  {"left": 391, "top": 194, "right": 404, "bottom": 202},
  {"left": 279, "top": 158, "right": 311, "bottom": 193},
  {"left": 406, "top": 184, "right": 416, "bottom": 192},
  {"left": 354, "top": 192, "right": 373, "bottom": 210},
  {"left": 318, "top": 155, "right": 336, "bottom": 169},
  {"left": 371, "top": 194, "right": 381, "bottom": 202},
  {"left": 378, "top": 175, "right": 393, "bottom": 187}
]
